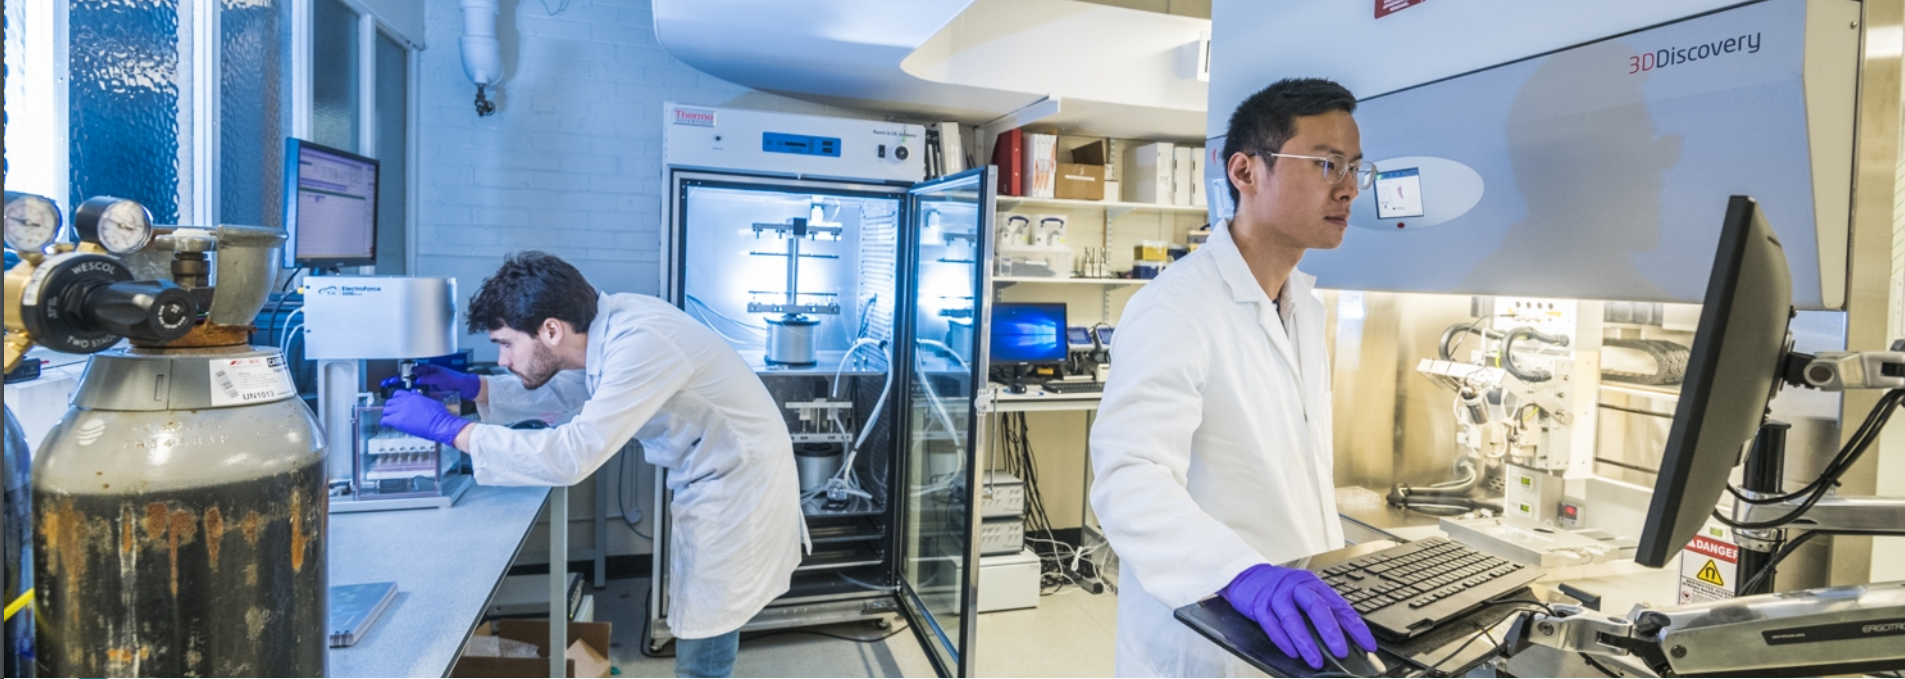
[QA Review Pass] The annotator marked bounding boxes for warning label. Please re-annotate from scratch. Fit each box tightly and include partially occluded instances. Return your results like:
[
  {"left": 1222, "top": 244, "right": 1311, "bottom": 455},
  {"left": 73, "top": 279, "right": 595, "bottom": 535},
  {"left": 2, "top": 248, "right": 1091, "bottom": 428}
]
[
  {"left": 1679, "top": 534, "right": 1738, "bottom": 604},
  {"left": 208, "top": 356, "right": 298, "bottom": 407}
]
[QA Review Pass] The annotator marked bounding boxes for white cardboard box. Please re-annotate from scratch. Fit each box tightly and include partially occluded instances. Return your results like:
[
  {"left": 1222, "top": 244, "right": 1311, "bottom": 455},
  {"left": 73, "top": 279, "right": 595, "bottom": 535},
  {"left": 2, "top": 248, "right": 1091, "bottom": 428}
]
[
  {"left": 978, "top": 549, "right": 1041, "bottom": 613},
  {"left": 1123, "top": 142, "right": 1174, "bottom": 204}
]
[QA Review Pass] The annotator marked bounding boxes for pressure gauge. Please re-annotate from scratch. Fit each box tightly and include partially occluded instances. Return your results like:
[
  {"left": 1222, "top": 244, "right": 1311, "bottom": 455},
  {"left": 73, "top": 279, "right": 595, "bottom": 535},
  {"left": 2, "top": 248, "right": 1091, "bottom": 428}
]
[
  {"left": 4, "top": 191, "right": 62, "bottom": 252},
  {"left": 73, "top": 196, "right": 154, "bottom": 255}
]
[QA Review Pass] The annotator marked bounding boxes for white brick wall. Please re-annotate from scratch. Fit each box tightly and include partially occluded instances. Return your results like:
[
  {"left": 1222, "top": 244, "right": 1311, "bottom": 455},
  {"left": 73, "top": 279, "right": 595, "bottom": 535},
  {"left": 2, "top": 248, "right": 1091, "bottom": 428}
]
[{"left": 416, "top": 0, "right": 863, "bottom": 360}]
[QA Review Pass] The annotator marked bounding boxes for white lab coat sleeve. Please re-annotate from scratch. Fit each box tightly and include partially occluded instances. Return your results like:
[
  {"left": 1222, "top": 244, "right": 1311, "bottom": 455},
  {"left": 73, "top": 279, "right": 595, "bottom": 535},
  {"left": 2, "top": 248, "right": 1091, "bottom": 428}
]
[
  {"left": 1089, "top": 300, "right": 1267, "bottom": 609},
  {"left": 475, "top": 370, "right": 592, "bottom": 425},
  {"left": 468, "top": 330, "right": 694, "bottom": 486}
]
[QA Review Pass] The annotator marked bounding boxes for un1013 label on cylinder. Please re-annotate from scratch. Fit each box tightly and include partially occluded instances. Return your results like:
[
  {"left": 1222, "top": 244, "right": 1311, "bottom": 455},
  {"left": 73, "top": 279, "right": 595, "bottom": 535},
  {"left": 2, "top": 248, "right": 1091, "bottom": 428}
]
[{"left": 207, "top": 356, "right": 297, "bottom": 406}]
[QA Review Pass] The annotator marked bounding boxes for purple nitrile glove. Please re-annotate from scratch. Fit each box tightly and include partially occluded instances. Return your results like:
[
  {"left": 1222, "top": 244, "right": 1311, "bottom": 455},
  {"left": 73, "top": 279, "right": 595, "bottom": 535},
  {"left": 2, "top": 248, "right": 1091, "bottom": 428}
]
[
  {"left": 1222, "top": 563, "right": 1378, "bottom": 670},
  {"left": 380, "top": 390, "right": 473, "bottom": 447},
  {"left": 379, "top": 364, "right": 481, "bottom": 401}
]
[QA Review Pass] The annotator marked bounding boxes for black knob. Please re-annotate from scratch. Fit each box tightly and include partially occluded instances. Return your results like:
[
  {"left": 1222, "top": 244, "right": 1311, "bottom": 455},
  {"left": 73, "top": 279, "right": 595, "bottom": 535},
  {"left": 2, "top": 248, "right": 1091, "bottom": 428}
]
[
  {"left": 895, "top": 145, "right": 910, "bottom": 160},
  {"left": 81, "top": 280, "right": 198, "bottom": 343}
]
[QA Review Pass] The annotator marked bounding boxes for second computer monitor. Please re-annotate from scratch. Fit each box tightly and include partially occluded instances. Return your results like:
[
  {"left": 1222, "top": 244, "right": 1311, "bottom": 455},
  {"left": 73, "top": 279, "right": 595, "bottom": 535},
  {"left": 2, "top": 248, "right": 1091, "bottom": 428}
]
[
  {"left": 990, "top": 303, "right": 1068, "bottom": 367},
  {"left": 284, "top": 138, "right": 379, "bottom": 268},
  {"left": 1635, "top": 196, "right": 1794, "bottom": 568}
]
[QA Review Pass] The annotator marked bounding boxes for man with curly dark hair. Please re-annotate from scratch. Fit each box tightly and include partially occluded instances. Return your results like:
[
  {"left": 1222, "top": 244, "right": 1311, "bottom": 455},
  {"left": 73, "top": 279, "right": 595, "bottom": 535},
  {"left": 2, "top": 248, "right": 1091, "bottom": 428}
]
[{"left": 379, "top": 251, "right": 803, "bottom": 678}]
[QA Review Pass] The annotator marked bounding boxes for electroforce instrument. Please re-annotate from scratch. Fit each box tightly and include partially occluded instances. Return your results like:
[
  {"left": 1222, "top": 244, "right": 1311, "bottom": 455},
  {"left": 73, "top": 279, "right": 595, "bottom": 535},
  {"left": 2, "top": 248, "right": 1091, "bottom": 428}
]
[
  {"left": 4, "top": 191, "right": 327, "bottom": 677},
  {"left": 302, "top": 276, "right": 467, "bottom": 512}
]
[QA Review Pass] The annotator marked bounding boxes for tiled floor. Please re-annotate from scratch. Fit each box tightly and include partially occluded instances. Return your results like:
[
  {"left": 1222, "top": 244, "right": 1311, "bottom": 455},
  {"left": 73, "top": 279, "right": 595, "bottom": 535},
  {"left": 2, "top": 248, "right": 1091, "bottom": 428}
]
[{"left": 590, "top": 578, "right": 1118, "bottom": 677}]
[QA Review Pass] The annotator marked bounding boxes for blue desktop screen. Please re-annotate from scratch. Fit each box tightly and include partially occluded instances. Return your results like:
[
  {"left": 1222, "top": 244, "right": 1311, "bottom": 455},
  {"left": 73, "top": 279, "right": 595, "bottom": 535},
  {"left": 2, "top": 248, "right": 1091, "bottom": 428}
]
[{"left": 990, "top": 303, "right": 1067, "bottom": 364}]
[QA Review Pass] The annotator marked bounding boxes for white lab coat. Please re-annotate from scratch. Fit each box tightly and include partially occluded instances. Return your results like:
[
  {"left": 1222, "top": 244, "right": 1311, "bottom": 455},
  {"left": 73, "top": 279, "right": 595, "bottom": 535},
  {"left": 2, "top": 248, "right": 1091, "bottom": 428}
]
[
  {"left": 1089, "top": 220, "right": 1344, "bottom": 677},
  {"left": 468, "top": 292, "right": 807, "bottom": 639}
]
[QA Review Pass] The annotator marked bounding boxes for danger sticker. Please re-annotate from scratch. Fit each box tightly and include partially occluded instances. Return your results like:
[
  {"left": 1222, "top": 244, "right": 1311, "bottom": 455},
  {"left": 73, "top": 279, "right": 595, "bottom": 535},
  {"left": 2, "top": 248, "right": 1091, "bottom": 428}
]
[
  {"left": 208, "top": 356, "right": 297, "bottom": 407},
  {"left": 1679, "top": 534, "right": 1738, "bottom": 604}
]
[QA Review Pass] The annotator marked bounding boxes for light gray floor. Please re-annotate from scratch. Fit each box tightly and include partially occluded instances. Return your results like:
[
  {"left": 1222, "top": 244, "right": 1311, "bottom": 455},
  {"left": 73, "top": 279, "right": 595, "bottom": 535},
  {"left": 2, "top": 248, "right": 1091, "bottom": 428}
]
[{"left": 589, "top": 578, "right": 1117, "bottom": 677}]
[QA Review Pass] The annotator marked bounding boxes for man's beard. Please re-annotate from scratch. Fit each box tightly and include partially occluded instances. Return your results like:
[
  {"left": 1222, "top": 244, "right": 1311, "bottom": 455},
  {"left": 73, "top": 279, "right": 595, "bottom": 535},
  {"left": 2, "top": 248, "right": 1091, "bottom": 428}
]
[{"left": 513, "top": 343, "right": 562, "bottom": 389}]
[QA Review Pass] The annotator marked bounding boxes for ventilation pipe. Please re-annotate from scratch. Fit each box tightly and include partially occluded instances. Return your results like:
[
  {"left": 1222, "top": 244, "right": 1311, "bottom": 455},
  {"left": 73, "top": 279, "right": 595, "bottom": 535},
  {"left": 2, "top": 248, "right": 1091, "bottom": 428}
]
[{"left": 461, "top": 0, "right": 502, "bottom": 115}]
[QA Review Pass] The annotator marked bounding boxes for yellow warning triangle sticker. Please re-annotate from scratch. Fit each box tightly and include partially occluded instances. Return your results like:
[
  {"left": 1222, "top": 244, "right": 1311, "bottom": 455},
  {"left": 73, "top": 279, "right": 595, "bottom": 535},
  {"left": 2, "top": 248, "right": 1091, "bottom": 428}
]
[{"left": 1697, "top": 559, "right": 1725, "bottom": 587}]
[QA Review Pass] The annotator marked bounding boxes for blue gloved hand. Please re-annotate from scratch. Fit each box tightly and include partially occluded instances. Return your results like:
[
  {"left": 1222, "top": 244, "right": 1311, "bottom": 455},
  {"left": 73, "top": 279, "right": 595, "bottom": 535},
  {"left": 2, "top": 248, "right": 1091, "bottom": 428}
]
[
  {"left": 379, "top": 364, "right": 481, "bottom": 401},
  {"left": 380, "top": 390, "right": 473, "bottom": 448},
  {"left": 1223, "top": 563, "right": 1378, "bottom": 669}
]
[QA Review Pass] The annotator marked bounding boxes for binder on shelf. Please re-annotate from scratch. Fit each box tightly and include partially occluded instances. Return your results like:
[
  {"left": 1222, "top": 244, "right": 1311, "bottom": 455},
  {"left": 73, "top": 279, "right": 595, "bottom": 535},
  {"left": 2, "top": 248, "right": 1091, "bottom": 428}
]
[
  {"left": 1173, "top": 146, "right": 1195, "bottom": 206},
  {"left": 1024, "top": 132, "right": 1058, "bottom": 199},
  {"left": 993, "top": 128, "right": 1024, "bottom": 196},
  {"left": 1123, "top": 141, "right": 1174, "bottom": 204}
]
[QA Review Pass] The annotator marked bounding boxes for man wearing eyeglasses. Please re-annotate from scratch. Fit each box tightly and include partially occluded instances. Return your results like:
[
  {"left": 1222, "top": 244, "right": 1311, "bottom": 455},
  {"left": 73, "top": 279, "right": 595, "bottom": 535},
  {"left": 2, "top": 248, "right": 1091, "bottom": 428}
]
[{"left": 1089, "top": 78, "right": 1377, "bottom": 677}]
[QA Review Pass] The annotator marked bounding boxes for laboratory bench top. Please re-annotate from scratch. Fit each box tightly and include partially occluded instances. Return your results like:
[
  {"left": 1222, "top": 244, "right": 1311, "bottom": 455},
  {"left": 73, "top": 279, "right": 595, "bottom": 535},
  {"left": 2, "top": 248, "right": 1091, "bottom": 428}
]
[
  {"left": 987, "top": 382, "right": 1102, "bottom": 412},
  {"left": 326, "top": 483, "right": 551, "bottom": 678}
]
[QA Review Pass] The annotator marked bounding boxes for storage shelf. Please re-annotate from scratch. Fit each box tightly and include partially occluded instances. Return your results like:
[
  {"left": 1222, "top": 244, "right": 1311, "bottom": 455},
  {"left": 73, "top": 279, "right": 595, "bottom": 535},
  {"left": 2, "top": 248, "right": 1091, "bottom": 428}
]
[
  {"left": 796, "top": 544, "right": 886, "bottom": 572},
  {"left": 741, "top": 349, "right": 890, "bottom": 377},
  {"left": 994, "top": 276, "right": 1149, "bottom": 286},
  {"left": 996, "top": 196, "right": 1208, "bottom": 218}
]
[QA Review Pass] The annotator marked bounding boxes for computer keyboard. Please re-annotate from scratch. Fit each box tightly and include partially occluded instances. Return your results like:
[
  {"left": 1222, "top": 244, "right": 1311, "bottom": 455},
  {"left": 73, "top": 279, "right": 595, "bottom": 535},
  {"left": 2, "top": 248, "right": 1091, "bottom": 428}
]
[
  {"left": 1041, "top": 380, "right": 1104, "bottom": 394},
  {"left": 1312, "top": 537, "right": 1540, "bottom": 640}
]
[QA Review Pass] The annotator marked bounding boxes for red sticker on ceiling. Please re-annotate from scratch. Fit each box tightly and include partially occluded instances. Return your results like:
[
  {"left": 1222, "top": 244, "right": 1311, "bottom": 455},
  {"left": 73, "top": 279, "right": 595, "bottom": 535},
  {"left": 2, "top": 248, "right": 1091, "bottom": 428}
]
[{"left": 1376, "top": 0, "right": 1425, "bottom": 19}]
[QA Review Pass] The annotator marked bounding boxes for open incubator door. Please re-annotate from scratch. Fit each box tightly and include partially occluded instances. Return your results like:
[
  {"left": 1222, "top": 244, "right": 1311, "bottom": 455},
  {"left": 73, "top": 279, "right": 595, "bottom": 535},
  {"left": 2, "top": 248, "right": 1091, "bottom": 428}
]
[{"left": 894, "top": 167, "right": 996, "bottom": 677}]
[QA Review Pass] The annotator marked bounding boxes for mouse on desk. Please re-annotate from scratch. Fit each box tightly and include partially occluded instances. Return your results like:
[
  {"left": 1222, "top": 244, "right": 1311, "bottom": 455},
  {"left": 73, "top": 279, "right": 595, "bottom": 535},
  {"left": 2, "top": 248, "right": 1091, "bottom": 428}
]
[
  {"left": 1006, "top": 382, "right": 1029, "bottom": 394},
  {"left": 1304, "top": 621, "right": 1386, "bottom": 677}
]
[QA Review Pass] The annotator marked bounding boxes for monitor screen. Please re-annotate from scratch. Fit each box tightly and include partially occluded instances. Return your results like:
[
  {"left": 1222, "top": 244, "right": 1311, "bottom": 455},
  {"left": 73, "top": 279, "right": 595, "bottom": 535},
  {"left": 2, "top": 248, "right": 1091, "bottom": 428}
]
[
  {"left": 285, "top": 138, "right": 379, "bottom": 267},
  {"left": 1374, "top": 167, "right": 1425, "bottom": 219},
  {"left": 990, "top": 303, "right": 1067, "bottom": 365},
  {"left": 1635, "top": 196, "right": 1792, "bottom": 567},
  {"left": 1067, "top": 326, "right": 1094, "bottom": 350}
]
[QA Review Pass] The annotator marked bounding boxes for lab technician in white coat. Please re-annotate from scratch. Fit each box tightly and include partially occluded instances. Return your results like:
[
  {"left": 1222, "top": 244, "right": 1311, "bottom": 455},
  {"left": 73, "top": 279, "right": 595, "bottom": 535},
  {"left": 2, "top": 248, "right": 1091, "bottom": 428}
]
[
  {"left": 379, "top": 251, "right": 805, "bottom": 679},
  {"left": 1089, "top": 78, "right": 1379, "bottom": 677}
]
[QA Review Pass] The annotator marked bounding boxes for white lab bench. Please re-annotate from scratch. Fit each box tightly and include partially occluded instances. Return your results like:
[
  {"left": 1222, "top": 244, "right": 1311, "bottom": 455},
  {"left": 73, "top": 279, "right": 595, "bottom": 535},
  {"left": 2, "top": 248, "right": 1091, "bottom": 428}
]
[{"left": 325, "top": 483, "right": 554, "bottom": 677}]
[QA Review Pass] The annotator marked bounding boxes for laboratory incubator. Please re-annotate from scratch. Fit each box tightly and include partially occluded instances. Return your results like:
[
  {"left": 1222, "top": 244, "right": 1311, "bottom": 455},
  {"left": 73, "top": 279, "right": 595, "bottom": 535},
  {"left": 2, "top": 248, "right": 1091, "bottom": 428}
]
[{"left": 656, "top": 104, "right": 998, "bottom": 675}]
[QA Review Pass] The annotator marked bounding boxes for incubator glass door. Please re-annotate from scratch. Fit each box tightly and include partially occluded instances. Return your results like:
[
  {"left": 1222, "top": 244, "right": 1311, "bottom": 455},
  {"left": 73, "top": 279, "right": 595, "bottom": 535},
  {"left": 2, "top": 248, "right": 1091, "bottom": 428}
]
[{"left": 896, "top": 167, "right": 994, "bottom": 677}]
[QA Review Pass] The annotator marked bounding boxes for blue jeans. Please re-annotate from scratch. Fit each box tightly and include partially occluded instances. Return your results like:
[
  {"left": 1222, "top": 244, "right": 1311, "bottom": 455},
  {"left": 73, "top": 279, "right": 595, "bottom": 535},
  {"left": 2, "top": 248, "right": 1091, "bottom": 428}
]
[{"left": 675, "top": 629, "right": 740, "bottom": 678}]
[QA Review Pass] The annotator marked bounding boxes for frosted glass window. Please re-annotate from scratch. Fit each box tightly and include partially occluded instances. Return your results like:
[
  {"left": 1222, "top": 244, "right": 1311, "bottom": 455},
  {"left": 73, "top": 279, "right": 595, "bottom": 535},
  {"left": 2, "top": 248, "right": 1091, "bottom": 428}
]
[
  {"left": 373, "top": 31, "right": 406, "bottom": 273},
  {"left": 220, "top": 0, "right": 292, "bottom": 226},
  {"left": 311, "top": 0, "right": 358, "bottom": 152},
  {"left": 68, "top": 0, "right": 182, "bottom": 223}
]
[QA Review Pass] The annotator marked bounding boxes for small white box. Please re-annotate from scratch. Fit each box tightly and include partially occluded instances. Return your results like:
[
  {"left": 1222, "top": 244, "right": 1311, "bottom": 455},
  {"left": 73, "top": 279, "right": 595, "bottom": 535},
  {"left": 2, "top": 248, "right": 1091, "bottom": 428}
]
[{"left": 978, "top": 549, "right": 1041, "bottom": 613}]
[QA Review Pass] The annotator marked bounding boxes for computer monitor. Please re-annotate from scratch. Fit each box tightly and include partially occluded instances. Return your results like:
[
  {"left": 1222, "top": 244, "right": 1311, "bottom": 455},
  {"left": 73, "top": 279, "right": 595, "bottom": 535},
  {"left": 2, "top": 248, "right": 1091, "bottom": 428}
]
[
  {"left": 990, "top": 303, "right": 1068, "bottom": 367},
  {"left": 1635, "top": 196, "right": 1793, "bottom": 567},
  {"left": 284, "top": 138, "right": 379, "bottom": 268}
]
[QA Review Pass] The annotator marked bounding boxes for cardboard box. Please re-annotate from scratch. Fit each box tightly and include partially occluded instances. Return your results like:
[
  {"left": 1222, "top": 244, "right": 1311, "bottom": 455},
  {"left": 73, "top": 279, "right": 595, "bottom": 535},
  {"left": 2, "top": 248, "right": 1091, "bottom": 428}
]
[
  {"left": 1070, "top": 140, "right": 1110, "bottom": 166},
  {"left": 452, "top": 619, "right": 612, "bottom": 678},
  {"left": 1054, "top": 163, "right": 1105, "bottom": 201}
]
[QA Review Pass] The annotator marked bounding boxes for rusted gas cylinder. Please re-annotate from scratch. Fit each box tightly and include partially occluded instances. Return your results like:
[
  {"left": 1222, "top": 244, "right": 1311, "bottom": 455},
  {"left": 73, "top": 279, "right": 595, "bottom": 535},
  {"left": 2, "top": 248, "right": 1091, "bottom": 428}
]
[{"left": 32, "top": 345, "right": 327, "bottom": 677}]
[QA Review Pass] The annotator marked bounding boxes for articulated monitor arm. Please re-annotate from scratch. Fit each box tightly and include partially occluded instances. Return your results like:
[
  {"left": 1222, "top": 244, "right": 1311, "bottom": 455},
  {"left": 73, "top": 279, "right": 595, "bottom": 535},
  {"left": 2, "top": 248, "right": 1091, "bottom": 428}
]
[{"left": 1505, "top": 582, "right": 1905, "bottom": 677}]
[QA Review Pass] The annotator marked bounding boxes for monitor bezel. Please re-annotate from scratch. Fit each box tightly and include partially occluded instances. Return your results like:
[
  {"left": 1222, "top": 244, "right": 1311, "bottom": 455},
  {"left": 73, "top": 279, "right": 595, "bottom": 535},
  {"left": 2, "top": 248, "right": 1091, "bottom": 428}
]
[
  {"left": 988, "top": 302, "right": 1069, "bottom": 368},
  {"left": 284, "top": 137, "right": 381, "bottom": 269}
]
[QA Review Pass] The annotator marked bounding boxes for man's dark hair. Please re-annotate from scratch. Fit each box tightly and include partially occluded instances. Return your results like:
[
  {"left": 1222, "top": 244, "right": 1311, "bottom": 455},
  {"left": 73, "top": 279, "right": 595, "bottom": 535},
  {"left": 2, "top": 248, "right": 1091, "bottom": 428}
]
[
  {"left": 466, "top": 251, "right": 599, "bottom": 335},
  {"left": 1221, "top": 78, "right": 1358, "bottom": 206}
]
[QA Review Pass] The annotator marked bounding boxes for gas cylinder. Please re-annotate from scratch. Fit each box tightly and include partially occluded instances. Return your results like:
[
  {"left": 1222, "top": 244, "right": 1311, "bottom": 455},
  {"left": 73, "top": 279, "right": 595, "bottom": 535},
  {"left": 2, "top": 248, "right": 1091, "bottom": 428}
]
[
  {"left": 31, "top": 344, "right": 327, "bottom": 676},
  {"left": 4, "top": 406, "right": 34, "bottom": 678}
]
